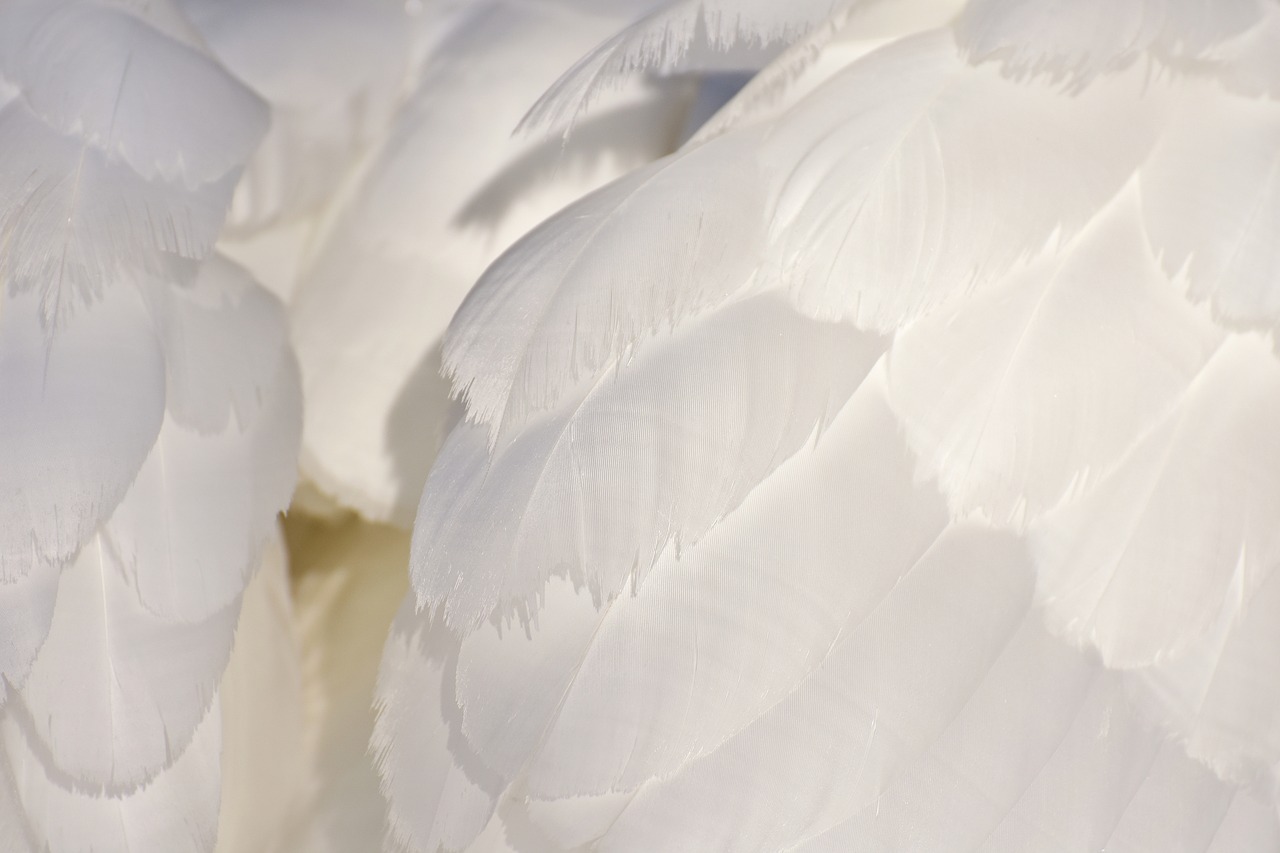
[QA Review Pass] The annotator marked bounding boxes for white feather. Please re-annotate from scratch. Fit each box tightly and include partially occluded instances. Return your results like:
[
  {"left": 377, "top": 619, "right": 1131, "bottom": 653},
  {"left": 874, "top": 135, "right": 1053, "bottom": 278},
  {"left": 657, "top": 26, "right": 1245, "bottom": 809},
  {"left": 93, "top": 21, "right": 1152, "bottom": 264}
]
[
  {"left": 764, "top": 31, "right": 1165, "bottom": 331},
  {"left": 415, "top": 295, "right": 882, "bottom": 629},
  {"left": 886, "top": 189, "right": 1221, "bottom": 526},
  {"left": 0, "top": 559, "right": 59, "bottom": 707},
  {"left": 0, "top": 0, "right": 266, "bottom": 187},
  {"left": 452, "top": 371, "right": 945, "bottom": 792},
  {"left": 1, "top": 699, "right": 222, "bottom": 853},
  {"left": 521, "top": 0, "right": 850, "bottom": 131},
  {"left": 11, "top": 534, "right": 238, "bottom": 789},
  {"left": 0, "top": 284, "right": 164, "bottom": 581},
  {"left": 103, "top": 351, "right": 300, "bottom": 623},
  {"left": 954, "top": 0, "right": 1266, "bottom": 82},
  {"left": 374, "top": 605, "right": 498, "bottom": 853},
  {"left": 1031, "top": 334, "right": 1280, "bottom": 667},
  {"left": 0, "top": 96, "right": 238, "bottom": 321},
  {"left": 1140, "top": 86, "right": 1280, "bottom": 330},
  {"left": 290, "top": 0, "right": 692, "bottom": 523},
  {"left": 148, "top": 255, "right": 290, "bottom": 433},
  {"left": 443, "top": 129, "right": 768, "bottom": 438},
  {"left": 1131, "top": 559, "right": 1280, "bottom": 785},
  {"left": 383, "top": 3, "right": 1280, "bottom": 849}
]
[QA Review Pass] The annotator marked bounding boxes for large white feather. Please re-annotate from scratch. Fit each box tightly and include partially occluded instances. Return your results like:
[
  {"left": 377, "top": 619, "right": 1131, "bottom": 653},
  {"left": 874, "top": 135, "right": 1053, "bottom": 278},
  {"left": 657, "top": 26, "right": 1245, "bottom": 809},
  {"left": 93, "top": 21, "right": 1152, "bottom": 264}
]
[
  {"left": 443, "top": 129, "right": 768, "bottom": 438},
  {"left": 384, "top": 1, "right": 1280, "bottom": 849},
  {"left": 374, "top": 605, "right": 499, "bottom": 853},
  {"left": 0, "top": 559, "right": 59, "bottom": 707},
  {"left": 415, "top": 295, "right": 882, "bottom": 629},
  {"left": 452, "top": 371, "right": 946, "bottom": 792},
  {"left": 886, "top": 190, "right": 1221, "bottom": 526},
  {"left": 1, "top": 699, "right": 222, "bottom": 853},
  {"left": 1131, "top": 559, "right": 1280, "bottom": 786},
  {"left": 1031, "top": 334, "right": 1280, "bottom": 667},
  {"left": 0, "top": 284, "right": 164, "bottom": 581},
  {"left": 520, "top": 0, "right": 849, "bottom": 131},
  {"left": 11, "top": 534, "right": 238, "bottom": 789},
  {"left": 954, "top": 0, "right": 1266, "bottom": 82},
  {"left": 765, "top": 31, "right": 1164, "bottom": 331},
  {"left": 1140, "top": 87, "right": 1280, "bottom": 330},
  {"left": 0, "top": 0, "right": 266, "bottom": 187},
  {"left": 103, "top": 351, "right": 300, "bottom": 623},
  {"left": 148, "top": 255, "right": 290, "bottom": 433},
  {"left": 291, "top": 0, "right": 691, "bottom": 523}
]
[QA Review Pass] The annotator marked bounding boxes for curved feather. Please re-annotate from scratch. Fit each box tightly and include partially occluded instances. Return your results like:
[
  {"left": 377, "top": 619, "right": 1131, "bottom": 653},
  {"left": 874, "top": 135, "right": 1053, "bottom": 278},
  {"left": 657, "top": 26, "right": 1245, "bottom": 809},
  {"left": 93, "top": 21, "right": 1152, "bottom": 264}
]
[
  {"left": 453, "top": 372, "right": 946, "bottom": 792},
  {"left": 415, "top": 295, "right": 882, "bottom": 629},
  {"left": 0, "top": 95, "right": 239, "bottom": 322},
  {"left": 0, "top": 284, "right": 165, "bottom": 581},
  {"left": 0, "top": 0, "right": 267, "bottom": 187},
  {"left": 886, "top": 190, "right": 1221, "bottom": 526},
  {"left": 0, "top": 559, "right": 59, "bottom": 707},
  {"left": 591, "top": 528, "right": 1276, "bottom": 853},
  {"left": 1, "top": 699, "right": 222, "bottom": 853},
  {"left": 149, "top": 255, "right": 291, "bottom": 434},
  {"left": 1131, "top": 560, "right": 1280, "bottom": 786},
  {"left": 1030, "top": 334, "right": 1280, "bottom": 667},
  {"left": 374, "top": 605, "right": 499, "bottom": 853},
  {"left": 291, "top": 0, "right": 691, "bottom": 523},
  {"left": 1140, "top": 87, "right": 1280, "bottom": 330},
  {"left": 443, "top": 129, "right": 768, "bottom": 438},
  {"left": 955, "top": 0, "right": 1265, "bottom": 83},
  {"left": 520, "top": 0, "right": 848, "bottom": 131},
  {"left": 766, "top": 31, "right": 1164, "bottom": 331},
  {"left": 11, "top": 533, "right": 239, "bottom": 789},
  {"left": 103, "top": 351, "right": 301, "bottom": 622},
  {"left": 388, "top": 1, "right": 1280, "bottom": 848}
]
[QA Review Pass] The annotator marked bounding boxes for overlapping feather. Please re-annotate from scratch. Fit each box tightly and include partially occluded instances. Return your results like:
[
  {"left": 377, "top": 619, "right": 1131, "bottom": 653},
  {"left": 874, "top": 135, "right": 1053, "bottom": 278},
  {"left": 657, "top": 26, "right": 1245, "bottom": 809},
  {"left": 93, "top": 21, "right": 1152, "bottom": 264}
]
[
  {"left": 381, "top": 1, "right": 1280, "bottom": 850},
  {"left": 0, "top": 2, "right": 302, "bottom": 850}
]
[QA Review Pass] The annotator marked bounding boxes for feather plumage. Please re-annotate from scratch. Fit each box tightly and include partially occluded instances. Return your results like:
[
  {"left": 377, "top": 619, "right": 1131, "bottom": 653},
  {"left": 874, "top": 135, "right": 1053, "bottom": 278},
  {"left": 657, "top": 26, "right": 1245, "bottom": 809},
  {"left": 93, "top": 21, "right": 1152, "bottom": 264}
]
[
  {"left": 0, "top": 2, "right": 301, "bottom": 847},
  {"left": 381, "top": 1, "right": 1280, "bottom": 849},
  {"left": 287, "top": 0, "right": 697, "bottom": 524}
]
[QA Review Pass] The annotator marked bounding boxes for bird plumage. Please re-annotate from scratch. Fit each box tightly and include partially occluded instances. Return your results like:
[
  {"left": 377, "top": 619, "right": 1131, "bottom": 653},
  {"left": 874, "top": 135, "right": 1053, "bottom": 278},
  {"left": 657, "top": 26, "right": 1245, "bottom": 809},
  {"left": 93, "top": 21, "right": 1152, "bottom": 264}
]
[
  {"left": 375, "top": 0, "right": 1280, "bottom": 850},
  {"left": 4, "top": 0, "right": 1280, "bottom": 850}
]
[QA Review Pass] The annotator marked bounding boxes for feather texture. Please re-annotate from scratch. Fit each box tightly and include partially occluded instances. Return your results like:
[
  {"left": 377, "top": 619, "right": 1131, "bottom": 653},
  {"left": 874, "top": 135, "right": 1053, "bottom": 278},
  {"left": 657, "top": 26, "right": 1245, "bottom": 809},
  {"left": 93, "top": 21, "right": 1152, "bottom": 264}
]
[
  {"left": 1030, "top": 334, "right": 1280, "bottom": 667},
  {"left": 764, "top": 31, "right": 1164, "bottom": 330},
  {"left": 443, "top": 130, "right": 768, "bottom": 438},
  {"left": 383, "top": 2, "right": 1280, "bottom": 849},
  {"left": 416, "top": 295, "right": 882, "bottom": 628},
  {"left": 886, "top": 190, "right": 1221, "bottom": 526},
  {"left": 955, "top": 0, "right": 1266, "bottom": 82},
  {"left": 521, "top": 0, "right": 849, "bottom": 131},
  {"left": 1139, "top": 87, "right": 1280, "bottom": 330},
  {"left": 1, "top": 698, "right": 223, "bottom": 853},
  {"left": 289, "top": 0, "right": 693, "bottom": 523},
  {"left": 0, "top": 284, "right": 164, "bottom": 581}
]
